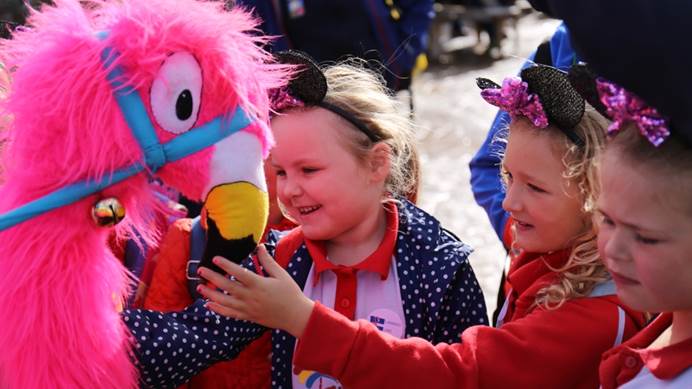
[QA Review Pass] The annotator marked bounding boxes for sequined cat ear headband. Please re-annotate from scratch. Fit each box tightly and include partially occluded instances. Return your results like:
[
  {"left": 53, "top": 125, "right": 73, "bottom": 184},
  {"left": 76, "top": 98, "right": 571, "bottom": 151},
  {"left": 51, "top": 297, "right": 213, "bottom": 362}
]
[
  {"left": 476, "top": 64, "right": 586, "bottom": 147},
  {"left": 595, "top": 79, "right": 670, "bottom": 147},
  {"left": 270, "top": 50, "right": 382, "bottom": 142},
  {"left": 561, "top": 63, "right": 670, "bottom": 147}
]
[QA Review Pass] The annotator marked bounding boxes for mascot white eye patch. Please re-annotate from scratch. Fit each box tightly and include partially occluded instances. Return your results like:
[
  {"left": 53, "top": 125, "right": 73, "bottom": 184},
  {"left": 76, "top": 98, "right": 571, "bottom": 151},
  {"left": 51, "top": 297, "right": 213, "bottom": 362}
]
[{"left": 150, "top": 51, "right": 203, "bottom": 134}]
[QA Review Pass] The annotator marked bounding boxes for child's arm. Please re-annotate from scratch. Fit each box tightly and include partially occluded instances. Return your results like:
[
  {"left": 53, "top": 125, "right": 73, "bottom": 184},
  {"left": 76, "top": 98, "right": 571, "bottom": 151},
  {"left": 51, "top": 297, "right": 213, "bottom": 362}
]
[
  {"left": 123, "top": 253, "right": 273, "bottom": 388},
  {"left": 124, "top": 301, "right": 268, "bottom": 388},
  {"left": 198, "top": 245, "right": 314, "bottom": 337},
  {"left": 203, "top": 249, "right": 639, "bottom": 388},
  {"left": 293, "top": 297, "right": 638, "bottom": 388}
]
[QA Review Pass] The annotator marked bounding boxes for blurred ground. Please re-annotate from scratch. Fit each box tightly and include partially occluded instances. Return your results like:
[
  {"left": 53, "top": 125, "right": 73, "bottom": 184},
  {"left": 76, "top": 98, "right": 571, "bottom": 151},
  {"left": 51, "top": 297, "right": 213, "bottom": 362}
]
[{"left": 413, "top": 13, "right": 561, "bottom": 316}]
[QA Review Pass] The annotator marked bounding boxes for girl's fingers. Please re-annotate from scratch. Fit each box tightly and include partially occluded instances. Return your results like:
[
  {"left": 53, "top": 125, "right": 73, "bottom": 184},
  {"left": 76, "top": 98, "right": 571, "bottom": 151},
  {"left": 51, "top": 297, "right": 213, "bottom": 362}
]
[
  {"left": 205, "top": 301, "right": 248, "bottom": 321},
  {"left": 196, "top": 284, "right": 237, "bottom": 307},
  {"left": 197, "top": 284, "right": 251, "bottom": 311},
  {"left": 198, "top": 267, "right": 252, "bottom": 300},
  {"left": 256, "top": 245, "right": 285, "bottom": 278},
  {"left": 210, "top": 256, "right": 259, "bottom": 287},
  {"left": 197, "top": 265, "right": 234, "bottom": 288}
]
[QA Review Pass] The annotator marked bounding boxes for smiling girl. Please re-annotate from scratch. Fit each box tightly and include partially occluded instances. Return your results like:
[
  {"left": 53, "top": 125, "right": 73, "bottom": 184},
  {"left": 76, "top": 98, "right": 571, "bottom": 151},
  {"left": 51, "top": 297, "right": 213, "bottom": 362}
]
[{"left": 123, "top": 53, "right": 487, "bottom": 389}]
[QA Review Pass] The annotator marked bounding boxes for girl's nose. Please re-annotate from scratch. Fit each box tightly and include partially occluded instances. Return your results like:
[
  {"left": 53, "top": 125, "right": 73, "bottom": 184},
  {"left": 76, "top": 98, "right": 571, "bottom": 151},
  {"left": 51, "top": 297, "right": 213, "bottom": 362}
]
[
  {"left": 502, "top": 184, "right": 522, "bottom": 213},
  {"left": 602, "top": 229, "right": 629, "bottom": 264},
  {"left": 281, "top": 177, "right": 302, "bottom": 198}
]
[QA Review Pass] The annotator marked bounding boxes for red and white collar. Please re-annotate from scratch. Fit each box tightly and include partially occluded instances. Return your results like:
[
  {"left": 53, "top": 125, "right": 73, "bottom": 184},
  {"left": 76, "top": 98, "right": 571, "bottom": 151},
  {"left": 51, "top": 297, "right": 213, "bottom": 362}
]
[{"left": 305, "top": 202, "right": 399, "bottom": 286}]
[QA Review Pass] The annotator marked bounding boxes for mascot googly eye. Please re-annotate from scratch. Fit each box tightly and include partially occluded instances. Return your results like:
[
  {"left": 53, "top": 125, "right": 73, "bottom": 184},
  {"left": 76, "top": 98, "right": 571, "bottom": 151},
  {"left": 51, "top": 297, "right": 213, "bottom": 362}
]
[{"left": 150, "top": 52, "right": 203, "bottom": 134}]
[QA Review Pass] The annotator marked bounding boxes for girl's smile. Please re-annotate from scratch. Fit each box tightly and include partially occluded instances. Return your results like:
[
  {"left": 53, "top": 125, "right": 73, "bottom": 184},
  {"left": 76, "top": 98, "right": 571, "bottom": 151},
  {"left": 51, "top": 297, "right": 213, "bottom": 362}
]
[
  {"left": 270, "top": 107, "right": 387, "bottom": 246},
  {"left": 297, "top": 205, "right": 321, "bottom": 215}
]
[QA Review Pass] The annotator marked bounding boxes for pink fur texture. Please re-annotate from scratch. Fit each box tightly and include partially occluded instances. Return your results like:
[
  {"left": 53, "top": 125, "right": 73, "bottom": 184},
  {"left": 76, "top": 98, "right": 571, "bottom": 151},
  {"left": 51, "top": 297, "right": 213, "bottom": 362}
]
[{"left": 0, "top": 1, "right": 287, "bottom": 387}]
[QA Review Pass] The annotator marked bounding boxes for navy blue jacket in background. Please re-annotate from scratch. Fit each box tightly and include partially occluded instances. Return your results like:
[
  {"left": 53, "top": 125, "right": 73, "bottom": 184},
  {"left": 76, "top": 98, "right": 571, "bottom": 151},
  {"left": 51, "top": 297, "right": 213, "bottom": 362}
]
[
  {"left": 236, "top": 0, "right": 433, "bottom": 91},
  {"left": 528, "top": 0, "right": 692, "bottom": 145}
]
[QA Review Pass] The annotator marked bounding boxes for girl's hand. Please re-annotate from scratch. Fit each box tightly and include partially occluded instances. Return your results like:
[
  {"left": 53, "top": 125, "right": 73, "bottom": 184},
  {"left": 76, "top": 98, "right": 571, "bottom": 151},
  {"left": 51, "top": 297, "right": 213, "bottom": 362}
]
[{"left": 196, "top": 245, "right": 315, "bottom": 338}]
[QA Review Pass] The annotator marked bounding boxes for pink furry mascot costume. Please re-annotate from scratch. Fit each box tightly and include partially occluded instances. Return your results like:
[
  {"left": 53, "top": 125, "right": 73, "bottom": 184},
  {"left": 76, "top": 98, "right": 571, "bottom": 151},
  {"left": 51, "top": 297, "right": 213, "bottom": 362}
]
[{"left": 0, "top": 1, "right": 287, "bottom": 387}]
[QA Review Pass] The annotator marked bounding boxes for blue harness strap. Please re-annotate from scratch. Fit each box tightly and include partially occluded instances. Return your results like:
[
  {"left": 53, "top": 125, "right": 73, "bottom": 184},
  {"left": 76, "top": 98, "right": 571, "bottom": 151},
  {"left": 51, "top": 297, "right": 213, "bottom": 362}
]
[
  {"left": 185, "top": 216, "right": 206, "bottom": 300},
  {"left": 0, "top": 33, "right": 255, "bottom": 231}
]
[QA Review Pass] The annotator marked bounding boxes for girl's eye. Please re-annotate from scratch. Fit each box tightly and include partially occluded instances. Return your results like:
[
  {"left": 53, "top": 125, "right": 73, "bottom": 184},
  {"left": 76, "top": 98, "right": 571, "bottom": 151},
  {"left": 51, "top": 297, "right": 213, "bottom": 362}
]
[
  {"left": 527, "top": 183, "right": 547, "bottom": 193},
  {"left": 598, "top": 213, "right": 614, "bottom": 227},
  {"left": 302, "top": 167, "right": 319, "bottom": 174},
  {"left": 635, "top": 234, "right": 661, "bottom": 245},
  {"left": 275, "top": 169, "right": 286, "bottom": 177}
]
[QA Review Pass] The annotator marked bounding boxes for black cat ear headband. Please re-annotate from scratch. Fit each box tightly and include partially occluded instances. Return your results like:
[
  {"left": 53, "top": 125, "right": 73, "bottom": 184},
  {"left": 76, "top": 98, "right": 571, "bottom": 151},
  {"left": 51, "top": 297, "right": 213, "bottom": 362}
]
[
  {"left": 476, "top": 64, "right": 590, "bottom": 147},
  {"left": 270, "top": 50, "right": 382, "bottom": 142},
  {"left": 566, "top": 63, "right": 671, "bottom": 147},
  {"left": 477, "top": 63, "right": 671, "bottom": 147}
]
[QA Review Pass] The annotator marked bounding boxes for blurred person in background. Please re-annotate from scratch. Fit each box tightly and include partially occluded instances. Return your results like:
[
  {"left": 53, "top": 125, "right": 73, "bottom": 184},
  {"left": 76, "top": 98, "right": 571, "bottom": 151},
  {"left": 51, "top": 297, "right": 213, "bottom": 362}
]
[{"left": 236, "top": 0, "right": 433, "bottom": 96}]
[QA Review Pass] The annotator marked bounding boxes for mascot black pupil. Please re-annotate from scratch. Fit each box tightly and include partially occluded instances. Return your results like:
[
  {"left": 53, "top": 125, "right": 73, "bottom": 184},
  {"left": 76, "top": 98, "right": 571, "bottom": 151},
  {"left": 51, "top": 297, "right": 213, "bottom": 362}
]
[{"left": 176, "top": 89, "right": 193, "bottom": 120}]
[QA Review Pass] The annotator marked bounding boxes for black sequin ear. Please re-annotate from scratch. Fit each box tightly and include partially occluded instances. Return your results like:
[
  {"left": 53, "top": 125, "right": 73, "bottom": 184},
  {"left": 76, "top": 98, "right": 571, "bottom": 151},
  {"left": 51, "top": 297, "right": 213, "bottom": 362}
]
[
  {"left": 567, "top": 63, "right": 610, "bottom": 119},
  {"left": 476, "top": 77, "right": 500, "bottom": 90},
  {"left": 275, "top": 50, "right": 327, "bottom": 105},
  {"left": 521, "top": 65, "right": 585, "bottom": 130}
]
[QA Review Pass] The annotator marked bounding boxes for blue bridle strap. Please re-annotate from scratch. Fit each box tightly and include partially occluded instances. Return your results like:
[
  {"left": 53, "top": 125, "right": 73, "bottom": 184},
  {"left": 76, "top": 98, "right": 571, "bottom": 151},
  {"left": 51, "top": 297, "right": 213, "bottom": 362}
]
[
  {"left": 0, "top": 38, "right": 254, "bottom": 231},
  {"left": 101, "top": 43, "right": 165, "bottom": 172}
]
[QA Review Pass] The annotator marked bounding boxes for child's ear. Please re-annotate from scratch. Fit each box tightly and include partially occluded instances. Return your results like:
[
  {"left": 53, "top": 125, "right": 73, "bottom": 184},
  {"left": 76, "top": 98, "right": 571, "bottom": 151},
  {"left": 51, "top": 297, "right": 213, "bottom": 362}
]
[{"left": 368, "top": 143, "right": 391, "bottom": 182}]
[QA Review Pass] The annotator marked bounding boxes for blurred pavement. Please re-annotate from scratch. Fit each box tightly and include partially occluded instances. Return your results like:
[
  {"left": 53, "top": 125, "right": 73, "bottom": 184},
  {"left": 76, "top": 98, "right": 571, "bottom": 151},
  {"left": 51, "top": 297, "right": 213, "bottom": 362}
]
[{"left": 414, "top": 13, "right": 561, "bottom": 315}]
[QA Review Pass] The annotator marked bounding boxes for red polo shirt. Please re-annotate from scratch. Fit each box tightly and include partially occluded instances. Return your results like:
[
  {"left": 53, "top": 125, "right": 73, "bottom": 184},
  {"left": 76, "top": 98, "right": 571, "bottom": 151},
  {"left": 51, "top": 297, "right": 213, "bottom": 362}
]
[
  {"left": 600, "top": 313, "right": 692, "bottom": 388},
  {"left": 303, "top": 202, "right": 398, "bottom": 320},
  {"left": 293, "top": 245, "right": 646, "bottom": 388}
]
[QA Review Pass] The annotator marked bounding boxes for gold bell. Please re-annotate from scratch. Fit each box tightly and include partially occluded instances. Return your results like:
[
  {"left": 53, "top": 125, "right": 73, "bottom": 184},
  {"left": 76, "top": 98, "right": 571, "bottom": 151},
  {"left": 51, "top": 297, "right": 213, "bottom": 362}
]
[{"left": 91, "top": 197, "right": 126, "bottom": 227}]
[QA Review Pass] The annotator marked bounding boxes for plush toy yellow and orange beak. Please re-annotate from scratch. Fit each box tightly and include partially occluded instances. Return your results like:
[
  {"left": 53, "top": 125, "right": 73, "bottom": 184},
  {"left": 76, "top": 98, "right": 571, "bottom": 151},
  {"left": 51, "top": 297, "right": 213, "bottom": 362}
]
[
  {"left": 199, "top": 131, "right": 268, "bottom": 272},
  {"left": 203, "top": 181, "right": 267, "bottom": 262}
]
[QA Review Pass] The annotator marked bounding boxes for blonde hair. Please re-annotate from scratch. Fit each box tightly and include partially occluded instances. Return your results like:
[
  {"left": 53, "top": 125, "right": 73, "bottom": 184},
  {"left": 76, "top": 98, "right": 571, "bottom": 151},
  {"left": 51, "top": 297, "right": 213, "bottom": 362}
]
[
  {"left": 505, "top": 107, "right": 610, "bottom": 310},
  {"left": 319, "top": 60, "right": 420, "bottom": 201}
]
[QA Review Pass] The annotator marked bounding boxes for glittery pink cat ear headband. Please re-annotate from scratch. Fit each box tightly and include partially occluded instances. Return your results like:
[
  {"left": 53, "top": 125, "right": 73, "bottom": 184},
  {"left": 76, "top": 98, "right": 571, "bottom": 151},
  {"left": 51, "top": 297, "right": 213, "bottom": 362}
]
[{"left": 477, "top": 65, "right": 586, "bottom": 147}]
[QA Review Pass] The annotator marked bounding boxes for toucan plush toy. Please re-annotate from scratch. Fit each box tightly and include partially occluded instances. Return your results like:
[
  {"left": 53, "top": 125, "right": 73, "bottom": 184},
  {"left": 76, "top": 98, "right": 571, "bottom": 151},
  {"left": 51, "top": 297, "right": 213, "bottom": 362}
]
[{"left": 0, "top": 0, "right": 288, "bottom": 387}]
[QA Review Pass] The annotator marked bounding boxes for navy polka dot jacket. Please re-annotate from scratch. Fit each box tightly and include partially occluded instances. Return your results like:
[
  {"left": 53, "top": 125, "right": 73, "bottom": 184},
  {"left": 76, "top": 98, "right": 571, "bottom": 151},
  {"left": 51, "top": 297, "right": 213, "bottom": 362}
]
[{"left": 124, "top": 200, "right": 488, "bottom": 388}]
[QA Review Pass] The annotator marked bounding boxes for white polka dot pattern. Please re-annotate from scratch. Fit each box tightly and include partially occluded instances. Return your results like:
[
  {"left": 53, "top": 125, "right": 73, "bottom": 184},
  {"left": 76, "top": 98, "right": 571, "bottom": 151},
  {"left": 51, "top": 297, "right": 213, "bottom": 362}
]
[{"left": 123, "top": 200, "right": 487, "bottom": 388}]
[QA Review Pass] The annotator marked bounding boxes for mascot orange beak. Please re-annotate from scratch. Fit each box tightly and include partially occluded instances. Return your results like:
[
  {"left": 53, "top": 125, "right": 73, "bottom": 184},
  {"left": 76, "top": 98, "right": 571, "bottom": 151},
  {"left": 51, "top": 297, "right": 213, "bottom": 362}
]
[{"left": 200, "top": 130, "right": 268, "bottom": 271}]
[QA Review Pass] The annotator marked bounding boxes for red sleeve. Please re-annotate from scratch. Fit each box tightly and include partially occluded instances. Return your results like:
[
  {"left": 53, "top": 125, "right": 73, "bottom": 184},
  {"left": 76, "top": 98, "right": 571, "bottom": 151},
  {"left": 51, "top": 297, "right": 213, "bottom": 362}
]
[
  {"left": 294, "top": 297, "right": 640, "bottom": 389},
  {"left": 143, "top": 219, "right": 194, "bottom": 312}
]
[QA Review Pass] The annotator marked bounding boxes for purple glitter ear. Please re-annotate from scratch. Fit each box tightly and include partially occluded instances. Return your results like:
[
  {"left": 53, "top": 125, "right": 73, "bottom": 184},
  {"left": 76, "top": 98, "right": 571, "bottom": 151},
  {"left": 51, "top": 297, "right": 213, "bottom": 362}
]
[
  {"left": 480, "top": 77, "right": 549, "bottom": 129},
  {"left": 596, "top": 79, "right": 670, "bottom": 147},
  {"left": 269, "top": 87, "right": 304, "bottom": 112}
]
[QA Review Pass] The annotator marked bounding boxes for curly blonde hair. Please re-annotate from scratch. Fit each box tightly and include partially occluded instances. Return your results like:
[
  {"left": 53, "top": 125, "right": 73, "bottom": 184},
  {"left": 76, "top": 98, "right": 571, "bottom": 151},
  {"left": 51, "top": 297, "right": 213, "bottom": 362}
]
[
  {"left": 504, "top": 107, "right": 611, "bottom": 310},
  {"left": 537, "top": 107, "right": 612, "bottom": 309}
]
